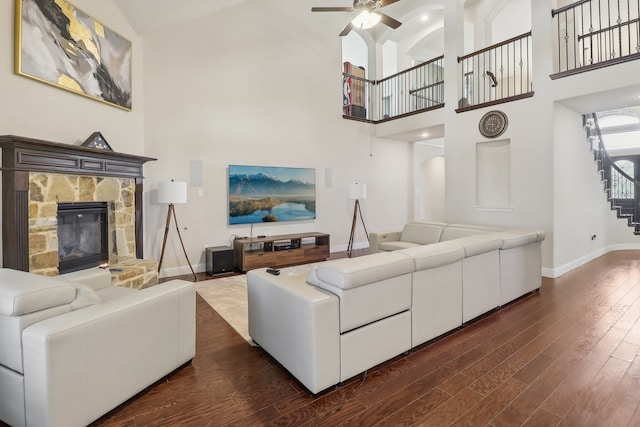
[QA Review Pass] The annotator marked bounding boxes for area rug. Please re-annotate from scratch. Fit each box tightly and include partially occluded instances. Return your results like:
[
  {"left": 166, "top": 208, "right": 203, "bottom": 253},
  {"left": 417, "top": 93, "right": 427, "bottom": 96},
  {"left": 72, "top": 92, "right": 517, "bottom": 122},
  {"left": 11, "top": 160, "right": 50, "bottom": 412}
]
[{"left": 195, "top": 263, "right": 316, "bottom": 344}]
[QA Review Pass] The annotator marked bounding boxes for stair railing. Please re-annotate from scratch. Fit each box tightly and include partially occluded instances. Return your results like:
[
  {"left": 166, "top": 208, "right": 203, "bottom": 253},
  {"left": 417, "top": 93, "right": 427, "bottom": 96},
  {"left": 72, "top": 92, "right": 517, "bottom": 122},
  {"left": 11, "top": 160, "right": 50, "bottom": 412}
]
[{"left": 587, "top": 112, "right": 640, "bottom": 231}]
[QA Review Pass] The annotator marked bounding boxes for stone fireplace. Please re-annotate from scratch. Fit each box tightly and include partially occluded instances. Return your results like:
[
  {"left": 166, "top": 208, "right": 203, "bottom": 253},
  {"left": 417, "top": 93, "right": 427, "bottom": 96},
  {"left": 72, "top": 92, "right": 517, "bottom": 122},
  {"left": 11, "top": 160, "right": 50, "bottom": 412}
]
[{"left": 1, "top": 135, "right": 158, "bottom": 288}]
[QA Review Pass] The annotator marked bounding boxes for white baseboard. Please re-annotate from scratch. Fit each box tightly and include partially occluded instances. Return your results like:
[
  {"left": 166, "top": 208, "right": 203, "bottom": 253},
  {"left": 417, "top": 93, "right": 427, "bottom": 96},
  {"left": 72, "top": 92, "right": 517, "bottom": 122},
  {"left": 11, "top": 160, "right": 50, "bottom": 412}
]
[
  {"left": 158, "top": 262, "right": 205, "bottom": 279},
  {"left": 330, "top": 242, "right": 370, "bottom": 253},
  {"left": 543, "top": 243, "right": 640, "bottom": 278}
]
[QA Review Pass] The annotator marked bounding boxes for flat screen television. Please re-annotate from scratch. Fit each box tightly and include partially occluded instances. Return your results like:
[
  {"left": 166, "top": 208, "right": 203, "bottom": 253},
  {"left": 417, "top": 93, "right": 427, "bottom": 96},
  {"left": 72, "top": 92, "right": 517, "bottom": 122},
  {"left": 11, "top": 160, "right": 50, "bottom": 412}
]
[{"left": 228, "top": 164, "right": 316, "bottom": 225}]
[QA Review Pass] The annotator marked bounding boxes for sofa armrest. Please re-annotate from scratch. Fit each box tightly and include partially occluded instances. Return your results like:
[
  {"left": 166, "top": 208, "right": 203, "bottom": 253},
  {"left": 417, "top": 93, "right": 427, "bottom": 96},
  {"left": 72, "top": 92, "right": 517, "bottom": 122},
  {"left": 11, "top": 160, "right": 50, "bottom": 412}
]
[
  {"left": 369, "top": 230, "right": 402, "bottom": 253},
  {"left": 21, "top": 280, "right": 195, "bottom": 427},
  {"left": 247, "top": 269, "right": 340, "bottom": 394}
]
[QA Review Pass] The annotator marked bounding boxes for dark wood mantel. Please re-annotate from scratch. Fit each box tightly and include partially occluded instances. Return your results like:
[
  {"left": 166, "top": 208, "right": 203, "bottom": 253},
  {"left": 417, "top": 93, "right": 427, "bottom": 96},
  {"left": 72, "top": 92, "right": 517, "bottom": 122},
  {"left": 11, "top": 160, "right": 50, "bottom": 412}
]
[{"left": 0, "top": 135, "right": 156, "bottom": 271}]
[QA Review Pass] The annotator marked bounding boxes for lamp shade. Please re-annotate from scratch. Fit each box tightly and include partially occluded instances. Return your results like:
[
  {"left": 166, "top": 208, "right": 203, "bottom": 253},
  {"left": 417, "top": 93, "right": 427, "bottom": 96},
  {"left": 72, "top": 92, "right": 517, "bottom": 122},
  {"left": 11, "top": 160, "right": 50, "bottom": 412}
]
[
  {"left": 348, "top": 183, "right": 367, "bottom": 200},
  {"left": 157, "top": 181, "right": 187, "bottom": 204}
]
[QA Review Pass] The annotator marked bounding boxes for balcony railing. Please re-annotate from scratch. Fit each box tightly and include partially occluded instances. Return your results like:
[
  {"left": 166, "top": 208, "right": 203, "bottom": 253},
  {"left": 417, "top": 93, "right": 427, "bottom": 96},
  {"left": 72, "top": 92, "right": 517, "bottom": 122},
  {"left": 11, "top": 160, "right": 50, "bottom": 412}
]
[
  {"left": 342, "top": 55, "right": 444, "bottom": 122},
  {"left": 456, "top": 31, "right": 534, "bottom": 112},
  {"left": 551, "top": 0, "right": 640, "bottom": 78}
]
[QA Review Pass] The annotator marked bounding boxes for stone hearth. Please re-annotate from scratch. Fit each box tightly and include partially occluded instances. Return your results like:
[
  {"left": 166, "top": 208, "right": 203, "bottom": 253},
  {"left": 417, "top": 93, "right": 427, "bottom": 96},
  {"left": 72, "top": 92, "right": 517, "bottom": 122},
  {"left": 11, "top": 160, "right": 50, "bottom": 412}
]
[{"left": 0, "top": 135, "right": 157, "bottom": 288}]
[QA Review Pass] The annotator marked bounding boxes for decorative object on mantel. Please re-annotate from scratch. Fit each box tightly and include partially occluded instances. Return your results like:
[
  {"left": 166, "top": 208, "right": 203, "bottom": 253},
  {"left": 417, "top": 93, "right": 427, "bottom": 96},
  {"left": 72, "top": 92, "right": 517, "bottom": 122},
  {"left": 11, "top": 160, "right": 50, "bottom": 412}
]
[
  {"left": 347, "top": 182, "right": 370, "bottom": 256},
  {"left": 14, "top": 0, "right": 132, "bottom": 110},
  {"left": 81, "top": 132, "right": 113, "bottom": 151},
  {"left": 157, "top": 180, "right": 197, "bottom": 281},
  {"left": 479, "top": 110, "right": 508, "bottom": 138}
]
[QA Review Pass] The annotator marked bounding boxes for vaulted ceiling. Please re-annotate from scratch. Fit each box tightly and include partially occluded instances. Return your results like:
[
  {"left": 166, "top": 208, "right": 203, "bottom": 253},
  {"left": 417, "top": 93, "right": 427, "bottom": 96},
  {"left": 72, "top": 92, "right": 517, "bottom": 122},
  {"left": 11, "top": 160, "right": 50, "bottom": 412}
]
[{"left": 114, "top": 0, "right": 248, "bottom": 35}]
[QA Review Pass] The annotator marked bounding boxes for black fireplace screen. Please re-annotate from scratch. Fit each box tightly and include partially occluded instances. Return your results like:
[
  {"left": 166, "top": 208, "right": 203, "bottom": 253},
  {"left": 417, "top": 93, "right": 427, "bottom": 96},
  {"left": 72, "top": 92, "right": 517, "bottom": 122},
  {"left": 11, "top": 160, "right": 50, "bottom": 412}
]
[{"left": 57, "top": 202, "right": 109, "bottom": 273}]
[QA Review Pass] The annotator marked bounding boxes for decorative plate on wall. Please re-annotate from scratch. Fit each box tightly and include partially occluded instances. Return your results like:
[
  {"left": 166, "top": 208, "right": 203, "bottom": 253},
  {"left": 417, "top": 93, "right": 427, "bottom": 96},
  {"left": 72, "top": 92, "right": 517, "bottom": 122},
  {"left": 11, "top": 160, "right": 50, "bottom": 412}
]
[{"left": 479, "top": 110, "right": 508, "bottom": 138}]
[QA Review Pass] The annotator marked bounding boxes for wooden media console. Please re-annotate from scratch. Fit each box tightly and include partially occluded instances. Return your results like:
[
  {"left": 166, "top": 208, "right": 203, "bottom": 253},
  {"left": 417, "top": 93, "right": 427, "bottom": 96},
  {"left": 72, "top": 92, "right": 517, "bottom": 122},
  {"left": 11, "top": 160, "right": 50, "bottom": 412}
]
[{"left": 233, "top": 232, "right": 330, "bottom": 272}]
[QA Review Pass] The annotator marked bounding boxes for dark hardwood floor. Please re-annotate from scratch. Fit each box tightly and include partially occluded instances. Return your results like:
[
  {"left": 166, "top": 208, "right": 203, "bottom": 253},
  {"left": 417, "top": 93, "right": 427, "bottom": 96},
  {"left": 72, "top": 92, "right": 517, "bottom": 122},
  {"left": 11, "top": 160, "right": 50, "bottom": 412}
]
[{"left": 86, "top": 250, "right": 640, "bottom": 426}]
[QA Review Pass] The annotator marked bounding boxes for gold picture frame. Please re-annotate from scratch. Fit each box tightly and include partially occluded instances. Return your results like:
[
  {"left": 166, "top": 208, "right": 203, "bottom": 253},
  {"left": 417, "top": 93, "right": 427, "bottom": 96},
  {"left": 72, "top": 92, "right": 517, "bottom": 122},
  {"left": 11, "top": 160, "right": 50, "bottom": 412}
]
[{"left": 14, "top": 0, "right": 132, "bottom": 111}]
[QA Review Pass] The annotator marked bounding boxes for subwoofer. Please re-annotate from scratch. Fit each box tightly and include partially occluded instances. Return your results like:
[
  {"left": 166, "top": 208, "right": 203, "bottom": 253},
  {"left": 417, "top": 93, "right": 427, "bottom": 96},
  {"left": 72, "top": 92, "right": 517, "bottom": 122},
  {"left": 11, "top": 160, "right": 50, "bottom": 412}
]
[{"left": 205, "top": 246, "right": 234, "bottom": 275}]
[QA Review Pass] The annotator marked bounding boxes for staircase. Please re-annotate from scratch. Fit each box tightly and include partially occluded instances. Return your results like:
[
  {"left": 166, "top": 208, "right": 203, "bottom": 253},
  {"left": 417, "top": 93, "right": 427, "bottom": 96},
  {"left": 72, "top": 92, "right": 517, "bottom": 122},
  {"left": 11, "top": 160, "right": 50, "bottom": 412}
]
[{"left": 586, "top": 113, "right": 640, "bottom": 235}]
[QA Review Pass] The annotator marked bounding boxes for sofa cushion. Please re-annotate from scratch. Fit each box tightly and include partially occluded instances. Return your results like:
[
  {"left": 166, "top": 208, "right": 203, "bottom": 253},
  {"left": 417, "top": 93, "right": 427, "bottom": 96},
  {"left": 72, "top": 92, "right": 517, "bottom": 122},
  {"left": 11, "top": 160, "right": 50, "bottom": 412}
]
[
  {"left": 378, "top": 241, "right": 422, "bottom": 251},
  {"left": 0, "top": 269, "right": 76, "bottom": 316},
  {"left": 400, "top": 222, "right": 446, "bottom": 245},
  {"left": 397, "top": 240, "right": 465, "bottom": 270},
  {"left": 70, "top": 284, "right": 103, "bottom": 310},
  {"left": 61, "top": 267, "right": 111, "bottom": 291},
  {"left": 307, "top": 251, "right": 414, "bottom": 290},
  {"left": 97, "top": 285, "right": 138, "bottom": 301},
  {"left": 454, "top": 234, "right": 503, "bottom": 257},
  {"left": 440, "top": 223, "right": 502, "bottom": 241}
]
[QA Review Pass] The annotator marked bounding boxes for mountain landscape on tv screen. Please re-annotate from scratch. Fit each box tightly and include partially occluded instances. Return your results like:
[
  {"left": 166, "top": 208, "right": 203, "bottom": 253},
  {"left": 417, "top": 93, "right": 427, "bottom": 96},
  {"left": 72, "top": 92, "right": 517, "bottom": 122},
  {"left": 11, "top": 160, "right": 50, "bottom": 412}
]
[
  {"left": 228, "top": 170, "right": 316, "bottom": 224},
  {"left": 229, "top": 172, "right": 314, "bottom": 197}
]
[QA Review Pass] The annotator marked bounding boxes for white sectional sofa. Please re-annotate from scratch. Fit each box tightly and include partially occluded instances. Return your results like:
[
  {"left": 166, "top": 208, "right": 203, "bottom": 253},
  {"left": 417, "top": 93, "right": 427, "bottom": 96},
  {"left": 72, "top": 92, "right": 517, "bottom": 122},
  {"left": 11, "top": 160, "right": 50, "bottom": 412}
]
[
  {"left": 247, "top": 222, "right": 544, "bottom": 394},
  {"left": 0, "top": 267, "right": 195, "bottom": 427}
]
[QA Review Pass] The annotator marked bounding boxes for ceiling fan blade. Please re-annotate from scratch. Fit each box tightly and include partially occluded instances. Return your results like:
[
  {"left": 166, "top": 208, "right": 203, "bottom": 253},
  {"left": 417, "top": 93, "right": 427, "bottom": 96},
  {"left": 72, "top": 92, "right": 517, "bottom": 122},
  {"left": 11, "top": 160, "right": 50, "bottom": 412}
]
[
  {"left": 339, "top": 22, "right": 355, "bottom": 36},
  {"left": 311, "top": 7, "right": 355, "bottom": 12},
  {"left": 379, "top": 0, "right": 401, "bottom": 7},
  {"left": 378, "top": 12, "right": 402, "bottom": 29}
]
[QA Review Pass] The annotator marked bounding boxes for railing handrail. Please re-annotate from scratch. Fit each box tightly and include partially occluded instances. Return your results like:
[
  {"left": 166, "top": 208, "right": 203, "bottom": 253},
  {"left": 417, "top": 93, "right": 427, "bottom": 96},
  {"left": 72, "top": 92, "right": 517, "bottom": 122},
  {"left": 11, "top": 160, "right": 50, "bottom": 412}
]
[
  {"left": 377, "top": 55, "right": 445, "bottom": 84},
  {"left": 551, "top": 0, "right": 591, "bottom": 17},
  {"left": 457, "top": 31, "right": 532, "bottom": 62},
  {"left": 342, "top": 73, "right": 374, "bottom": 84}
]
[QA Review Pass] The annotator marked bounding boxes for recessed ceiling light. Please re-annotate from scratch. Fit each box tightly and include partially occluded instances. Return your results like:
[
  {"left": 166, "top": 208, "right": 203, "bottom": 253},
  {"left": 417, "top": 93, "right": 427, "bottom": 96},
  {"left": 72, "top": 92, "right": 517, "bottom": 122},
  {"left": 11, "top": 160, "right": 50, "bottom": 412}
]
[
  {"left": 421, "top": 132, "right": 429, "bottom": 138},
  {"left": 421, "top": 15, "right": 428, "bottom": 22}
]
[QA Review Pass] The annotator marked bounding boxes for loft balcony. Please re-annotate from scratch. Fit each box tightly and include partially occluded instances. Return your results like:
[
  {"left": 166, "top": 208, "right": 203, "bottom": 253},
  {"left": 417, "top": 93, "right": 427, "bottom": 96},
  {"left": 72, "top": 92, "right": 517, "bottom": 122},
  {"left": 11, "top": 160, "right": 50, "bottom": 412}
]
[
  {"left": 342, "top": 0, "right": 639, "bottom": 124},
  {"left": 342, "top": 55, "right": 444, "bottom": 123}
]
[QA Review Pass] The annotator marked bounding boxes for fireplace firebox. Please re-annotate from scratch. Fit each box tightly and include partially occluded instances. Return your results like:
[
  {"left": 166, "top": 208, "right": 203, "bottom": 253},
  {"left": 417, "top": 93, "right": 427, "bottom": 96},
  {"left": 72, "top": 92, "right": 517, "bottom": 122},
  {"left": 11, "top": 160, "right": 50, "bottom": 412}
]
[{"left": 57, "top": 202, "right": 109, "bottom": 274}]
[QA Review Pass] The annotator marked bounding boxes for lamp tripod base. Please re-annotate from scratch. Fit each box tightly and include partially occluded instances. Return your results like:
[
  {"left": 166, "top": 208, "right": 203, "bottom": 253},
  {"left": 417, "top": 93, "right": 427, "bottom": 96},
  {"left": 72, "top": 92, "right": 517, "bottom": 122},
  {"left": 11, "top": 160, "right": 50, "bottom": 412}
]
[
  {"left": 157, "top": 204, "right": 197, "bottom": 281},
  {"left": 347, "top": 199, "right": 370, "bottom": 257}
]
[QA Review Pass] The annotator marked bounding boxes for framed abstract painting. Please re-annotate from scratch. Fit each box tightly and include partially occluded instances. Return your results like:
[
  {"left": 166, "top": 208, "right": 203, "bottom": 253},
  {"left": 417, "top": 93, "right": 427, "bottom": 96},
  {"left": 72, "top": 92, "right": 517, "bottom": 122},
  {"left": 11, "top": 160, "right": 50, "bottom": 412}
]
[{"left": 14, "top": 0, "right": 132, "bottom": 110}]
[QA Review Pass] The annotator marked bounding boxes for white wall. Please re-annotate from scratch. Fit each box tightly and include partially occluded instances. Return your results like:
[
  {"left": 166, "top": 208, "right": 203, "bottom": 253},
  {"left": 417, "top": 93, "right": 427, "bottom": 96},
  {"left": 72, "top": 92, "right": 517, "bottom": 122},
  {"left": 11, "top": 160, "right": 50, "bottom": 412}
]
[
  {"left": 552, "top": 103, "right": 611, "bottom": 276},
  {"left": 140, "top": 0, "right": 412, "bottom": 276},
  {"left": 343, "top": 32, "right": 368, "bottom": 73},
  {"left": 413, "top": 141, "right": 445, "bottom": 222}
]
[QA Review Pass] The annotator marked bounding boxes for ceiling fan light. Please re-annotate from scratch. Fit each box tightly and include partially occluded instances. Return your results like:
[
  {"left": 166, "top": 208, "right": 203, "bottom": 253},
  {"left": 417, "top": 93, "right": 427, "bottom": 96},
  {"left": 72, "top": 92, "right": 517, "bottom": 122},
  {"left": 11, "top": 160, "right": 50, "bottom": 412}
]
[{"left": 351, "top": 10, "right": 381, "bottom": 29}]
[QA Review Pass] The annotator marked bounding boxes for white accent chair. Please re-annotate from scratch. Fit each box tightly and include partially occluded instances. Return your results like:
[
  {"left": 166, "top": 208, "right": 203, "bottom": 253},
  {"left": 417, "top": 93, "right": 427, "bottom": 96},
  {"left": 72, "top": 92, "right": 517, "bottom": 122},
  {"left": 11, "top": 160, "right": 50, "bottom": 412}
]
[{"left": 0, "top": 267, "right": 195, "bottom": 427}]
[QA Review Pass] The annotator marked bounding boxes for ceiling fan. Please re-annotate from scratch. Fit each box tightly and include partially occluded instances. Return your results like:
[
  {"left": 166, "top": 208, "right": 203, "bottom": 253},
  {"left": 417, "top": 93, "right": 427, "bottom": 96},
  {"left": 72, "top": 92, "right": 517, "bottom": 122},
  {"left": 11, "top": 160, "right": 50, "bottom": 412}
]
[{"left": 312, "top": 0, "right": 402, "bottom": 36}]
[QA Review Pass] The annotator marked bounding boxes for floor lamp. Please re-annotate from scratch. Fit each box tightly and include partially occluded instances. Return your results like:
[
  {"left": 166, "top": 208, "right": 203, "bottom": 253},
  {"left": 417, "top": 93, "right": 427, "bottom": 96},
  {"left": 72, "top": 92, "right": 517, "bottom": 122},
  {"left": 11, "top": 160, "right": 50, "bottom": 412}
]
[
  {"left": 347, "top": 183, "right": 370, "bottom": 256},
  {"left": 157, "top": 180, "right": 197, "bottom": 281}
]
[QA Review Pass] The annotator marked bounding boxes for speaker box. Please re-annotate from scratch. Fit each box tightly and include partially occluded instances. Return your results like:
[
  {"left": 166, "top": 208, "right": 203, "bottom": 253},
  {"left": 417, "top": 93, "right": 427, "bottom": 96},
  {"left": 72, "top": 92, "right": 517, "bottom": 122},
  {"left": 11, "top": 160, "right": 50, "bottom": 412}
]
[{"left": 206, "top": 246, "right": 234, "bottom": 275}]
